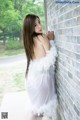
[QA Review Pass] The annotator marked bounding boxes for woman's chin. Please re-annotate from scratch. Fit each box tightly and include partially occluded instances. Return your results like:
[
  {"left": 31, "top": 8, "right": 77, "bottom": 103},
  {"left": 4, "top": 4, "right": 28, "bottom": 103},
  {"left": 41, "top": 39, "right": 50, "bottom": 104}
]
[
  {"left": 36, "top": 30, "right": 42, "bottom": 34},
  {"left": 38, "top": 31, "right": 42, "bottom": 34}
]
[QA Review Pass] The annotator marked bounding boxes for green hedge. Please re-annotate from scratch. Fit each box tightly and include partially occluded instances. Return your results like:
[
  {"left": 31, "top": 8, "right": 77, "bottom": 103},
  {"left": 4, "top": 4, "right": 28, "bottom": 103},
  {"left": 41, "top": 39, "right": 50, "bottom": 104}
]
[{"left": 5, "top": 40, "right": 24, "bottom": 50}]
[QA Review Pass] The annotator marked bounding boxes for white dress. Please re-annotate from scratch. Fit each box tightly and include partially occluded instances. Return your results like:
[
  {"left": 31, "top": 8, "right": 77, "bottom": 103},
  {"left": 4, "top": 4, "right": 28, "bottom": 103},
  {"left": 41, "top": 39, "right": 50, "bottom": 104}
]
[{"left": 25, "top": 40, "right": 58, "bottom": 119}]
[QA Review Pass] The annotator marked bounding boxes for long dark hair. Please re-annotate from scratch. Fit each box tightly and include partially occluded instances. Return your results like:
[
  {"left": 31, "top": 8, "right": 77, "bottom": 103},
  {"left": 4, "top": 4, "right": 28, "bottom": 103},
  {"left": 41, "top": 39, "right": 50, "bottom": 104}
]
[{"left": 22, "top": 13, "right": 43, "bottom": 77}]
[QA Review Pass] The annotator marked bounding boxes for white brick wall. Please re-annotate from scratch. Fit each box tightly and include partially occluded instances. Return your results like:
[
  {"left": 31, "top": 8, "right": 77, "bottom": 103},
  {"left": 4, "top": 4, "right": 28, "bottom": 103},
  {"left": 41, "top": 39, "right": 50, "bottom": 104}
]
[{"left": 44, "top": 0, "right": 80, "bottom": 120}]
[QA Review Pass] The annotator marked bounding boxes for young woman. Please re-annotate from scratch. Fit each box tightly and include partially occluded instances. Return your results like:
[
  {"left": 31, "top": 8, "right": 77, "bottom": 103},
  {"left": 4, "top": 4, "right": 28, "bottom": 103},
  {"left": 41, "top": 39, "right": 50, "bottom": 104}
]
[{"left": 22, "top": 13, "right": 58, "bottom": 120}]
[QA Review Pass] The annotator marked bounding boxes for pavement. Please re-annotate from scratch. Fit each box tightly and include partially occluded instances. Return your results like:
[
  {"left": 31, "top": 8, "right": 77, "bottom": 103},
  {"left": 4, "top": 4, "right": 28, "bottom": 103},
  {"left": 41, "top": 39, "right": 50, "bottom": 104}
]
[
  {"left": 0, "top": 91, "right": 31, "bottom": 120},
  {"left": 0, "top": 54, "right": 27, "bottom": 65}
]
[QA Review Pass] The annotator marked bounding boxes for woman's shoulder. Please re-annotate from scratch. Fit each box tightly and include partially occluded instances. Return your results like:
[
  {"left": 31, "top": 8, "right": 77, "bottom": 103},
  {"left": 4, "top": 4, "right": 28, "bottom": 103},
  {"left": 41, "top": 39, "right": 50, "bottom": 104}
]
[
  {"left": 33, "top": 33, "right": 49, "bottom": 47},
  {"left": 37, "top": 33, "right": 49, "bottom": 41}
]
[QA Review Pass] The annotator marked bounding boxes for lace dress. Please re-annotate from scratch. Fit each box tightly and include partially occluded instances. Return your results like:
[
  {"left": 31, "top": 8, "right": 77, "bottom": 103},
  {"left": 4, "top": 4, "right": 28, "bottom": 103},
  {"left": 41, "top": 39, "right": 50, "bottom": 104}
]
[{"left": 25, "top": 40, "right": 58, "bottom": 119}]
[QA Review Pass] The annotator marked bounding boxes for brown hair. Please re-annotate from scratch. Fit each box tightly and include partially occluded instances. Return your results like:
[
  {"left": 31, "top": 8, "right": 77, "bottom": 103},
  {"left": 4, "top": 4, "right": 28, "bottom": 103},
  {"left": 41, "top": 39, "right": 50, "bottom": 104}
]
[{"left": 22, "top": 13, "right": 42, "bottom": 77}]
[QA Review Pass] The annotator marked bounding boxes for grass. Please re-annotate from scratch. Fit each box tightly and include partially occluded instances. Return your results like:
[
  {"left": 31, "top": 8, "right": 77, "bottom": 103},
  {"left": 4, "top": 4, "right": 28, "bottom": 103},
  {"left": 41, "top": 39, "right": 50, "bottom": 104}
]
[
  {"left": 0, "top": 62, "right": 26, "bottom": 105},
  {"left": 0, "top": 48, "right": 25, "bottom": 57},
  {"left": 5, "top": 40, "right": 24, "bottom": 50},
  {"left": 14, "top": 73, "right": 25, "bottom": 91}
]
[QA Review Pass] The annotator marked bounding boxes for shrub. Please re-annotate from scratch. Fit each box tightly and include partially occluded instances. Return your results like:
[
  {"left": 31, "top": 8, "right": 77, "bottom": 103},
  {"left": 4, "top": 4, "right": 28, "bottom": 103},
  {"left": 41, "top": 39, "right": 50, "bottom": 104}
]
[{"left": 5, "top": 39, "right": 23, "bottom": 50}]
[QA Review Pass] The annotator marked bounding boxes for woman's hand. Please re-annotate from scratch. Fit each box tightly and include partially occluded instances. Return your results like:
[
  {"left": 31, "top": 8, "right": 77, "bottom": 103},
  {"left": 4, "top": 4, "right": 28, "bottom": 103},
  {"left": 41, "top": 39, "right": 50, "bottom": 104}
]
[{"left": 45, "top": 31, "right": 55, "bottom": 40}]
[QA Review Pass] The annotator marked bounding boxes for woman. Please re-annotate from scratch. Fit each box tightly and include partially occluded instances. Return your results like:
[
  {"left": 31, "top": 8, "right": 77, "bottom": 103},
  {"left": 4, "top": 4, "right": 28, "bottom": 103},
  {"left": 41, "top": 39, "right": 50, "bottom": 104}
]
[{"left": 22, "top": 13, "right": 58, "bottom": 120}]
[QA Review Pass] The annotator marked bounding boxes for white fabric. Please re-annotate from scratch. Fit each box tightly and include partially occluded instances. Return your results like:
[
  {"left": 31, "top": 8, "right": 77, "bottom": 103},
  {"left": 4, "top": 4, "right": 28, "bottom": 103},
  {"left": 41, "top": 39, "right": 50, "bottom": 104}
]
[{"left": 25, "top": 40, "right": 58, "bottom": 119}]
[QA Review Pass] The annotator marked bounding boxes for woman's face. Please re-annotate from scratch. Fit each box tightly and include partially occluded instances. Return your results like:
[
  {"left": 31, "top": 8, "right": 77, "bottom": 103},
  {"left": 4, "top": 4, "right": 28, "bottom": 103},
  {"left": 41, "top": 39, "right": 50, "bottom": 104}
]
[{"left": 34, "top": 18, "right": 42, "bottom": 33}]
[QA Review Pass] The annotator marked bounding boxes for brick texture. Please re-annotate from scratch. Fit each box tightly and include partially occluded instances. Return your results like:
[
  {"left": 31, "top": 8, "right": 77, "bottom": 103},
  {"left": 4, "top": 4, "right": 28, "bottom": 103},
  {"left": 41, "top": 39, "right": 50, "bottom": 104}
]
[{"left": 44, "top": 0, "right": 80, "bottom": 120}]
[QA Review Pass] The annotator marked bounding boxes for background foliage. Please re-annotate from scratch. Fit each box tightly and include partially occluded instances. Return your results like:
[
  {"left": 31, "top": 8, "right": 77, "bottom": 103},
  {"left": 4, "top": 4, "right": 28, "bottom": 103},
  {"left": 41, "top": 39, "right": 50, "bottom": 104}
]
[{"left": 0, "top": 0, "right": 45, "bottom": 48}]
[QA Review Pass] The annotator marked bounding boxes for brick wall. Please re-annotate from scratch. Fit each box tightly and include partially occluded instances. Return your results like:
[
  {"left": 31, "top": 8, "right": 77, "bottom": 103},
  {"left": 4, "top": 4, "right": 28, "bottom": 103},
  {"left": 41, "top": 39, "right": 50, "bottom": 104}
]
[{"left": 44, "top": 0, "right": 80, "bottom": 120}]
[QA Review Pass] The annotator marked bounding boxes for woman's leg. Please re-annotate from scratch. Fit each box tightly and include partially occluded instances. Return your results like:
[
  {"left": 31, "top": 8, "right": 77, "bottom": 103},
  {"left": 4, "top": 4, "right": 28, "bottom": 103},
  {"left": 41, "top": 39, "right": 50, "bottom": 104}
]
[
  {"left": 27, "top": 112, "right": 37, "bottom": 120},
  {"left": 38, "top": 114, "right": 44, "bottom": 120},
  {"left": 27, "top": 111, "right": 43, "bottom": 120}
]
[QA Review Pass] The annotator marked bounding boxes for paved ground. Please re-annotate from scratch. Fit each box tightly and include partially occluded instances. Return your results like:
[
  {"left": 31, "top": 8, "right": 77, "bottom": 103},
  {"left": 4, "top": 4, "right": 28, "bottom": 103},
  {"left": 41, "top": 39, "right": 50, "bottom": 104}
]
[
  {"left": 0, "top": 91, "right": 27, "bottom": 120},
  {"left": 0, "top": 53, "right": 26, "bottom": 65}
]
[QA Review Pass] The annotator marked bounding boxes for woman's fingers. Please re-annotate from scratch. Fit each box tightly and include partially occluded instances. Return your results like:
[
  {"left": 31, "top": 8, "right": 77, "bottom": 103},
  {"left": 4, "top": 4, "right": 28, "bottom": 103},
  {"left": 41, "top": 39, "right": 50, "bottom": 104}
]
[{"left": 46, "top": 31, "right": 54, "bottom": 40}]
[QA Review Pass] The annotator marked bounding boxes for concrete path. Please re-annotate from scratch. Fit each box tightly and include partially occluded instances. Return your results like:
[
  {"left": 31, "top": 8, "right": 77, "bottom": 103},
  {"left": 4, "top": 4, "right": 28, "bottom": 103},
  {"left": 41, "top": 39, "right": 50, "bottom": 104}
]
[
  {"left": 0, "top": 91, "right": 32, "bottom": 120},
  {"left": 0, "top": 54, "right": 26, "bottom": 65}
]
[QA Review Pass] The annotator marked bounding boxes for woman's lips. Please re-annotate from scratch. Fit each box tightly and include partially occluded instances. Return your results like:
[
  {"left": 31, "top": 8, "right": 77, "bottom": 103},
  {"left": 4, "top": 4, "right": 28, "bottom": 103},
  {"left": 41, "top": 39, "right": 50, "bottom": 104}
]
[{"left": 39, "top": 29, "right": 42, "bottom": 32}]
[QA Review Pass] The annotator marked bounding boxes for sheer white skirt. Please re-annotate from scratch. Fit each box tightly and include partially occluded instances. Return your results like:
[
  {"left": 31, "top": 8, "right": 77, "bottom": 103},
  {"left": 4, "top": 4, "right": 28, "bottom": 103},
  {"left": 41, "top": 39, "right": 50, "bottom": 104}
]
[{"left": 24, "top": 67, "right": 58, "bottom": 120}]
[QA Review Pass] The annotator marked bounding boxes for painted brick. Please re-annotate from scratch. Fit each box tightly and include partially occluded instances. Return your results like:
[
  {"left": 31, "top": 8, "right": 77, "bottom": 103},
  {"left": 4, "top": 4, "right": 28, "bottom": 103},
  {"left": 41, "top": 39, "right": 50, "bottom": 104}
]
[{"left": 44, "top": 0, "right": 80, "bottom": 120}]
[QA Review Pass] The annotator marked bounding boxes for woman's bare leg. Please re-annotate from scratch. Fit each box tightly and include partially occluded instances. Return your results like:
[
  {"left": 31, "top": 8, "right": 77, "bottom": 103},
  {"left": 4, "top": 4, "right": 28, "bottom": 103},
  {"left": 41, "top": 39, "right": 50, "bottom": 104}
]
[
  {"left": 27, "top": 111, "right": 43, "bottom": 120},
  {"left": 38, "top": 114, "right": 44, "bottom": 120},
  {"left": 27, "top": 112, "right": 37, "bottom": 120}
]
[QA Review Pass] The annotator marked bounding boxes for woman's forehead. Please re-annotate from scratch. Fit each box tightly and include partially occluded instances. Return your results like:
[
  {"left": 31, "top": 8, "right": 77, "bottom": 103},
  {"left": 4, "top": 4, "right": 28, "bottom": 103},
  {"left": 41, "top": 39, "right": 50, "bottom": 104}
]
[{"left": 35, "top": 17, "right": 40, "bottom": 23}]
